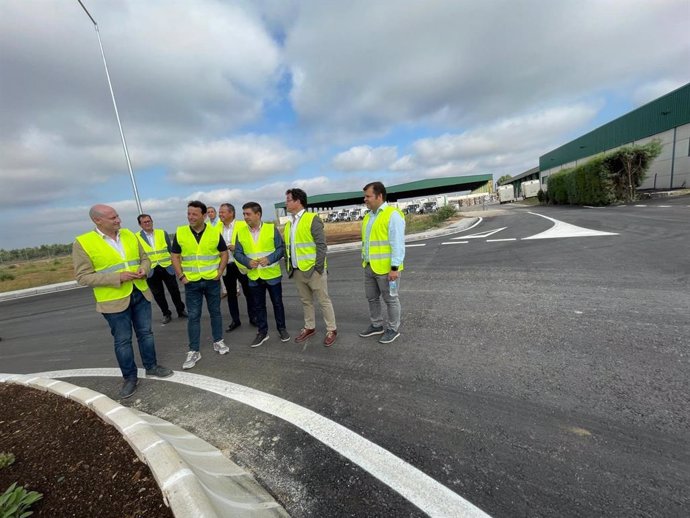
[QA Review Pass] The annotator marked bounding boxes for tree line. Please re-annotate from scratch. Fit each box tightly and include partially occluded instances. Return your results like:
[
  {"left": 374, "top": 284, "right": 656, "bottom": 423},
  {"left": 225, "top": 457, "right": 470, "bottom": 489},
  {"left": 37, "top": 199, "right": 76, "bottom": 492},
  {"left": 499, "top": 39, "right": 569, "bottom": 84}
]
[{"left": 0, "top": 243, "right": 72, "bottom": 263}]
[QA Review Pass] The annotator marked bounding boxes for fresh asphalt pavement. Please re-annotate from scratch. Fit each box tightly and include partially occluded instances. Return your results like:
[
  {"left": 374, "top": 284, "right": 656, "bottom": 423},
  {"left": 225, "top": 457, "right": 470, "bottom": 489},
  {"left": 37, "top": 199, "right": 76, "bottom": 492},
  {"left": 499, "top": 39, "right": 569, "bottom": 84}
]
[{"left": 1, "top": 196, "right": 689, "bottom": 517}]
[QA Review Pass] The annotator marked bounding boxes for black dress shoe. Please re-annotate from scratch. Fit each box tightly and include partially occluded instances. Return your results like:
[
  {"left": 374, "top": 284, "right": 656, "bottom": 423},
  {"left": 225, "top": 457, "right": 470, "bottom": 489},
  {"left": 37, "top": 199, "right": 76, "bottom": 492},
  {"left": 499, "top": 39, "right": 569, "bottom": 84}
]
[
  {"left": 161, "top": 315, "right": 172, "bottom": 325},
  {"left": 178, "top": 310, "right": 188, "bottom": 318},
  {"left": 226, "top": 321, "right": 241, "bottom": 333},
  {"left": 119, "top": 379, "right": 138, "bottom": 399}
]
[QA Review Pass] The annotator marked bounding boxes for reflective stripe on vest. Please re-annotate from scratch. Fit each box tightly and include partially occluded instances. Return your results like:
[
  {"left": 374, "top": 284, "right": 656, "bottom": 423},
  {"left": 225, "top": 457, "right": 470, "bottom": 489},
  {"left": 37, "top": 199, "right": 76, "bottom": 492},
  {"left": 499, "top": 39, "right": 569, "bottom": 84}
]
[
  {"left": 361, "top": 206, "right": 405, "bottom": 274},
  {"left": 176, "top": 224, "right": 221, "bottom": 281},
  {"left": 75, "top": 229, "right": 149, "bottom": 302},
  {"left": 284, "top": 212, "right": 327, "bottom": 271},
  {"left": 135, "top": 229, "right": 171, "bottom": 268},
  {"left": 236, "top": 223, "right": 281, "bottom": 281}
]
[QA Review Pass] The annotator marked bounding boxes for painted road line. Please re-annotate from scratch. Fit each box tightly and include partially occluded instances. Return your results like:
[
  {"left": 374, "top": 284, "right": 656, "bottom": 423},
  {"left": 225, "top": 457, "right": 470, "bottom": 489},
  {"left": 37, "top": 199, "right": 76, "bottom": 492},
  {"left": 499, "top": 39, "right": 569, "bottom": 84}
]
[
  {"left": 442, "top": 241, "right": 469, "bottom": 245},
  {"left": 658, "top": 205, "right": 671, "bottom": 208},
  {"left": 4, "top": 369, "right": 490, "bottom": 518},
  {"left": 523, "top": 212, "right": 618, "bottom": 240},
  {"left": 486, "top": 238, "right": 516, "bottom": 242},
  {"left": 634, "top": 205, "right": 647, "bottom": 207},
  {"left": 454, "top": 226, "right": 506, "bottom": 240},
  {"left": 405, "top": 243, "right": 427, "bottom": 247}
]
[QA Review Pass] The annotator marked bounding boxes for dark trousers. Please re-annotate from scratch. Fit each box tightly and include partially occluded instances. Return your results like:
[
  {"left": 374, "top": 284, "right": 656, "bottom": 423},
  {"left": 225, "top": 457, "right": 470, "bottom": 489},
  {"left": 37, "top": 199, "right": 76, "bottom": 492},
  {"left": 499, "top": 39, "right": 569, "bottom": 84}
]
[
  {"left": 147, "top": 265, "right": 185, "bottom": 317},
  {"left": 223, "top": 263, "right": 257, "bottom": 325},
  {"left": 250, "top": 279, "right": 286, "bottom": 335}
]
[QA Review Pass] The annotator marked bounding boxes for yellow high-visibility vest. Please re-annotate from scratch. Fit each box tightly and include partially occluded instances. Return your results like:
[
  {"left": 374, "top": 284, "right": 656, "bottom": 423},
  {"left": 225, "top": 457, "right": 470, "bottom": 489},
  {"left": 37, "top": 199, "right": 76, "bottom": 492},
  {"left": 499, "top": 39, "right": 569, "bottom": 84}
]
[
  {"left": 284, "top": 212, "right": 327, "bottom": 271},
  {"left": 361, "top": 206, "right": 405, "bottom": 275},
  {"left": 236, "top": 223, "right": 281, "bottom": 281},
  {"left": 176, "top": 224, "right": 221, "bottom": 281},
  {"left": 136, "top": 229, "right": 171, "bottom": 268},
  {"left": 75, "top": 229, "right": 149, "bottom": 302}
]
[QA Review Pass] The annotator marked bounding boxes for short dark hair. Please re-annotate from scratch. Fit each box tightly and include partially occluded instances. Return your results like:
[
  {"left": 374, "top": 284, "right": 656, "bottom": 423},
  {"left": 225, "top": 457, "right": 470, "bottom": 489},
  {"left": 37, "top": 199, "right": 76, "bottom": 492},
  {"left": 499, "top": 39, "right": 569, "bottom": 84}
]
[
  {"left": 285, "top": 188, "right": 307, "bottom": 208},
  {"left": 242, "top": 201, "right": 262, "bottom": 216},
  {"left": 188, "top": 200, "right": 207, "bottom": 215},
  {"left": 219, "top": 203, "right": 235, "bottom": 215},
  {"left": 207, "top": 206, "right": 216, "bottom": 211},
  {"left": 363, "top": 181, "right": 386, "bottom": 200},
  {"left": 137, "top": 213, "right": 152, "bottom": 224}
]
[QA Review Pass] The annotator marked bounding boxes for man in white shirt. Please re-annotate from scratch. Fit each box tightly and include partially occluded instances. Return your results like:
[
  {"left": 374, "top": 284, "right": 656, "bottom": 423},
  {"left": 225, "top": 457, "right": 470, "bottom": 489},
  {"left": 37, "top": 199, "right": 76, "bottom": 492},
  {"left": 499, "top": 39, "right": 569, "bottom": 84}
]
[{"left": 219, "top": 203, "right": 257, "bottom": 332}]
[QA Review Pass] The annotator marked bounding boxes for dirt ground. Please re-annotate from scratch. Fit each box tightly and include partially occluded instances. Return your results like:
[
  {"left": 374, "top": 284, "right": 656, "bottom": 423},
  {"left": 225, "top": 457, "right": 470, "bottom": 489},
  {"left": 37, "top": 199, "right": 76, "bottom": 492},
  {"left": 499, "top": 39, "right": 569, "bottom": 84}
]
[{"left": 0, "top": 384, "right": 173, "bottom": 518}]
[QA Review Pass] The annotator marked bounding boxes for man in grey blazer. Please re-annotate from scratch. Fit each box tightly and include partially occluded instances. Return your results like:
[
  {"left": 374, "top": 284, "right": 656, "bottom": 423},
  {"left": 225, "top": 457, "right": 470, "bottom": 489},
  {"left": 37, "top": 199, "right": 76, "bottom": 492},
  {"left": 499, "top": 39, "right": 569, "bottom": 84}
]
[
  {"left": 284, "top": 188, "right": 337, "bottom": 346},
  {"left": 136, "top": 214, "right": 187, "bottom": 324}
]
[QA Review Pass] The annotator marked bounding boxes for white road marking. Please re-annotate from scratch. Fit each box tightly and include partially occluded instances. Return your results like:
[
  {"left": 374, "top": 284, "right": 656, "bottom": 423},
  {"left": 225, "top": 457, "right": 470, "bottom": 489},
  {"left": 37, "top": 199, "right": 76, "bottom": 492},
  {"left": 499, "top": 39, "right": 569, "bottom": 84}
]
[
  {"left": 658, "top": 205, "right": 671, "bottom": 208},
  {"left": 486, "top": 238, "right": 516, "bottom": 242},
  {"left": 405, "top": 243, "right": 426, "bottom": 247},
  {"left": 442, "top": 241, "right": 468, "bottom": 245},
  {"left": 634, "top": 205, "right": 647, "bottom": 207},
  {"left": 583, "top": 206, "right": 606, "bottom": 209},
  {"left": 454, "top": 227, "right": 506, "bottom": 240},
  {"left": 1, "top": 369, "right": 490, "bottom": 518},
  {"left": 523, "top": 212, "right": 618, "bottom": 240}
]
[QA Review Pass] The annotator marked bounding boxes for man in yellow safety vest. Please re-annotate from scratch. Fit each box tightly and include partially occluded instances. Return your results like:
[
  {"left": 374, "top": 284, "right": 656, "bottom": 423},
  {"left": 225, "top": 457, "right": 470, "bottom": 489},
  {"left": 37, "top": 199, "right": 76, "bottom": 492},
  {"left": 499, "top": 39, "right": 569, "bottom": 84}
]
[
  {"left": 73, "top": 204, "right": 173, "bottom": 399},
  {"left": 234, "top": 202, "right": 290, "bottom": 348},
  {"left": 359, "top": 181, "right": 405, "bottom": 344},
  {"left": 171, "top": 200, "right": 229, "bottom": 370},
  {"left": 136, "top": 214, "right": 187, "bottom": 324},
  {"left": 284, "top": 188, "right": 337, "bottom": 347}
]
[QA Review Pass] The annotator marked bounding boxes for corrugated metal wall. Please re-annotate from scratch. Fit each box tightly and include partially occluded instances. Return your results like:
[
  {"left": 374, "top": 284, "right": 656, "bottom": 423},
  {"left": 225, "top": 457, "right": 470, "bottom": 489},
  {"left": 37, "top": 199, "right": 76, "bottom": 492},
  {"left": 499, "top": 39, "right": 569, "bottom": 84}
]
[{"left": 540, "top": 83, "right": 690, "bottom": 170}]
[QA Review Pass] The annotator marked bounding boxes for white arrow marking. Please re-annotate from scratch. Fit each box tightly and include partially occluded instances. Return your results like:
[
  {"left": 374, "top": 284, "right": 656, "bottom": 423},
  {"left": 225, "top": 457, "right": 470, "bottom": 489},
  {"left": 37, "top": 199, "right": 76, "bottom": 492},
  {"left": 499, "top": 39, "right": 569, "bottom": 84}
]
[
  {"left": 453, "top": 227, "right": 507, "bottom": 240},
  {"left": 523, "top": 212, "right": 618, "bottom": 240}
]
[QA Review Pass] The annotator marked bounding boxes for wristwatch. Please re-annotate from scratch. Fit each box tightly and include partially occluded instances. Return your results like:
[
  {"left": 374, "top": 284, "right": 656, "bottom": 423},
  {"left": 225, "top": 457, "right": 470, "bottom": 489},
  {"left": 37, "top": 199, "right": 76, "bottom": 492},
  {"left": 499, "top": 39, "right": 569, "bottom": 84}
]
[{"left": 391, "top": 266, "right": 399, "bottom": 271}]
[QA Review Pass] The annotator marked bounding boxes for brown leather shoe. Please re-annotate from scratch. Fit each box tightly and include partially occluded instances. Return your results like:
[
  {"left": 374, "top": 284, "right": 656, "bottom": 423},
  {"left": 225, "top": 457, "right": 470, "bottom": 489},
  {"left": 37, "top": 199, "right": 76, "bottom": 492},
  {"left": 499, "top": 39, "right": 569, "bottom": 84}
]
[
  {"left": 294, "top": 328, "right": 316, "bottom": 343},
  {"left": 323, "top": 330, "right": 337, "bottom": 347}
]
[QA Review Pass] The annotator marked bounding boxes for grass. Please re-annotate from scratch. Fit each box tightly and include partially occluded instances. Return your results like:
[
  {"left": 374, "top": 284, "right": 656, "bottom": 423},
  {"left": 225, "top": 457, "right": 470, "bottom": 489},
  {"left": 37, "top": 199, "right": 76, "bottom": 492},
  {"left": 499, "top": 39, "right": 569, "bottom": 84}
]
[{"left": 0, "top": 255, "right": 74, "bottom": 293}]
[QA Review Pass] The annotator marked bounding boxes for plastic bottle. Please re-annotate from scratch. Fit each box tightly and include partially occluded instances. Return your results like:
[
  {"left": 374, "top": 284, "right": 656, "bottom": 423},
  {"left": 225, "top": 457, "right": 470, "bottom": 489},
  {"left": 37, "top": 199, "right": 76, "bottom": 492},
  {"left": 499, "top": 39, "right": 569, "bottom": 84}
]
[{"left": 388, "top": 279, "right": 399, "bottom": 297}]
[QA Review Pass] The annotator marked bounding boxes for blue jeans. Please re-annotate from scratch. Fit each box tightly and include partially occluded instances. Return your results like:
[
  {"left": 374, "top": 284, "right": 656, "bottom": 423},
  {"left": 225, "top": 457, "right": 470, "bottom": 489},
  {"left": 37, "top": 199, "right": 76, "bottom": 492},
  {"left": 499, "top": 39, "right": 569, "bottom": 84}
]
[
  {"left": 250, "top": 279, "right": 286, "bottom": 335},
  {"left": 102, "top": 288, "right": 157, "bottom": 380},
  {"left": 185, "top": 278, "right": 223, "bottom": 351}
]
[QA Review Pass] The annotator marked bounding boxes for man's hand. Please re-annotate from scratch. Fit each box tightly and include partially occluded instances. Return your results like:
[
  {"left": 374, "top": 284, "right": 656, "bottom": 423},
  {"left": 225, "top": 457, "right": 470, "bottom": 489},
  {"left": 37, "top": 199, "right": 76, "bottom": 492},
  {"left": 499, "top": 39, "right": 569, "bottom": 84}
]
[
  {"left": 214, "top": 270, "right": 223, "bottom": 280},
  {"left": 388, "top": 270, "right": 400, "bottom": 281},
  {"left": 249, "top": 259, "right": 260, "bottom": 269},
  {"left": 258, "top": 256, "right": 269, "bottom": 267},
  {"left": 228, "top": 244, "right": 236, "bottom": 252},
  {"left": 120, "top": 271, "right": 141, "bottom": 282}
]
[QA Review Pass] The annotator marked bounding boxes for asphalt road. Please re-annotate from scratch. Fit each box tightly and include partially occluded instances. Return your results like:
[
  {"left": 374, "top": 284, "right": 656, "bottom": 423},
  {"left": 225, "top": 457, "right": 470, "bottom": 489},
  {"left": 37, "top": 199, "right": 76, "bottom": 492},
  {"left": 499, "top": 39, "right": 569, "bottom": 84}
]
[{"left": 2, "top": 196, "right": 689, "bottom": 517}]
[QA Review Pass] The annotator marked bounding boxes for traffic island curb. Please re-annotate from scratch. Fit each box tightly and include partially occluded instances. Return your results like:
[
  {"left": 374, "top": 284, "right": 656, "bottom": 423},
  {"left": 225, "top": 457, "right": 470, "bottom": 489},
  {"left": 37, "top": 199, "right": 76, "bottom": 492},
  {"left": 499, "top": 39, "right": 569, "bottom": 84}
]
[{"left": 0, "top": 375, "right": 289, "bottom": 518}]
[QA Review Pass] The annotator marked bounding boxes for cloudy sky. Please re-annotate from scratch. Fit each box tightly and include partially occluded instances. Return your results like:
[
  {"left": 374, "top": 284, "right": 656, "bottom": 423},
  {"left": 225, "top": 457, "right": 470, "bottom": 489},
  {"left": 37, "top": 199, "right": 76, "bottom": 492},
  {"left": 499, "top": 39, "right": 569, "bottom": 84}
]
[{"left": 1, "top": 0, "right": 688, "bottom": 249}]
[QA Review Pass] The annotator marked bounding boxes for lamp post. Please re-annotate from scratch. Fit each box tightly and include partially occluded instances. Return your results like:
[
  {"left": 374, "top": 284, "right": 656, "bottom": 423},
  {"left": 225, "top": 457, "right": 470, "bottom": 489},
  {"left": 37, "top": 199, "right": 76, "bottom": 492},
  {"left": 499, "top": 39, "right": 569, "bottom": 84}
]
[{"left": 77, "top": 0, "right": 143, "bottom": 214}]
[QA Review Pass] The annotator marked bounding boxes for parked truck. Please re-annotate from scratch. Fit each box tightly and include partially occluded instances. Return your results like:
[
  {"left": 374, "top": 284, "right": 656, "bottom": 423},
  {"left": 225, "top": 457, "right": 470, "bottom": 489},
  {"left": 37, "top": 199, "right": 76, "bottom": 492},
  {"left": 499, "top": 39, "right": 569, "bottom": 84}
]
[
  {"left": 521, "top": 179, "right": 540, "bottom": 199},
  {"left": 498, "top": 184, "right": 515, "bottom": 203}
]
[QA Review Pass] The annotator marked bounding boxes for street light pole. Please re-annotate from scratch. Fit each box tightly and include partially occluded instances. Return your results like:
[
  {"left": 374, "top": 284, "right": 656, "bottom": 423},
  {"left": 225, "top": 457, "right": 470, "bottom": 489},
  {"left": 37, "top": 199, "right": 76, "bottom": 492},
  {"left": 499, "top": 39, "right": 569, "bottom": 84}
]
[{"left": 77, "top": 0, "right": 143, "bottom": 214}]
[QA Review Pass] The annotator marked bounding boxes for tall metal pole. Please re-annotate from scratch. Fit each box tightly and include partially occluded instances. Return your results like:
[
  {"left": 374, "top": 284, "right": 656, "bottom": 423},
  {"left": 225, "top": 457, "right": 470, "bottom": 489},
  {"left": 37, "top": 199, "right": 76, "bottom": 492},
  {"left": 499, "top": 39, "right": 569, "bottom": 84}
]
[{"left": 77, "top": 0, "right": 143, "bottom": 214}]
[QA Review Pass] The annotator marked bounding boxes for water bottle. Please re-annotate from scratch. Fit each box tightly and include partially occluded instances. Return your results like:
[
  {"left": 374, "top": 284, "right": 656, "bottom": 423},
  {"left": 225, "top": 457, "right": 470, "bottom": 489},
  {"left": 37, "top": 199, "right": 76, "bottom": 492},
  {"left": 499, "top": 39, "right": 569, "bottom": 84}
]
[{"left": 388, "top": 278, "right": 399, "bottom": 297}]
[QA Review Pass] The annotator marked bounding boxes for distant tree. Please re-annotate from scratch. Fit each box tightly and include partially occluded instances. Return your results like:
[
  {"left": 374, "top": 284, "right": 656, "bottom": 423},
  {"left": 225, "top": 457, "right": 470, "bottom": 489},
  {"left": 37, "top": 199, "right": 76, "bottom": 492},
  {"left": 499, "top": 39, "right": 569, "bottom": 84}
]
[
  {"left": 604, "top": 141, "right": 662, "bottom": 202},
  {"left": 496, "top": 175, "right": 512, "bottom": 187}
]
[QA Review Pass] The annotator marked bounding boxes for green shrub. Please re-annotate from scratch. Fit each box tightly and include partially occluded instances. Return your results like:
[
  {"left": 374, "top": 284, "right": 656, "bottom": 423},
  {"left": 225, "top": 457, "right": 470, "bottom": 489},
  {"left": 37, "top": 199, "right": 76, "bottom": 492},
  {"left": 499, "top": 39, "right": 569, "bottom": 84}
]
[
  {"left": 0, "top": 272, "right": 15, "bottom": 282},
  {"left": 0, "top": 454, "right": 14, "bottom": 469},
  {"left": 431, "top": 204, "right": 456, "bottom": 223},
  {"left": 0, "top": 483, "right": 43, "bottom": 518},
  {"left": 537, "top": 189, "right": 545, "bottom": 203}
]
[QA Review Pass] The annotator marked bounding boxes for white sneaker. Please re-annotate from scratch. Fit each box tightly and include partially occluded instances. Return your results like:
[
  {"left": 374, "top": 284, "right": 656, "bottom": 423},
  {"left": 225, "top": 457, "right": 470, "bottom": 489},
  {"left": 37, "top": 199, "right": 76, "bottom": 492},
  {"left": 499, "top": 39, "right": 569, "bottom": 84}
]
[
  {"left": 213, "top": 339, "right": 229, "bottom": 355},
  {"left": 183, "top": 350, "right": 201, "bottom": 369}
]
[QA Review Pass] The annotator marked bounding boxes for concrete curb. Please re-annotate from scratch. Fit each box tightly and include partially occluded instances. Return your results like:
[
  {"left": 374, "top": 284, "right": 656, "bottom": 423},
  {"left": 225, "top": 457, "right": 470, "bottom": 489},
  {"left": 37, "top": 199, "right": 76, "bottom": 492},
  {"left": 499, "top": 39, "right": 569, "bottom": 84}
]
[
  {"left": 0, "top": 281, "right": 83, "bottom": 302},
  {"left": 0, "top": 217, "right": 479, "bottom": 302},
  {"left": 0, "top": 375, "right": 288, "bottom": 518}
]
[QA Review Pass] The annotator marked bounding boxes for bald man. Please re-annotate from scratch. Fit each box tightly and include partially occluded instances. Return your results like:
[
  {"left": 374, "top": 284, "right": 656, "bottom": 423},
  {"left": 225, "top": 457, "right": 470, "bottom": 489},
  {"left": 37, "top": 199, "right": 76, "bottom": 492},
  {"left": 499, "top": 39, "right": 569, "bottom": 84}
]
[{"left": 73, "top": 204, "right": 173, "bottom": 399}]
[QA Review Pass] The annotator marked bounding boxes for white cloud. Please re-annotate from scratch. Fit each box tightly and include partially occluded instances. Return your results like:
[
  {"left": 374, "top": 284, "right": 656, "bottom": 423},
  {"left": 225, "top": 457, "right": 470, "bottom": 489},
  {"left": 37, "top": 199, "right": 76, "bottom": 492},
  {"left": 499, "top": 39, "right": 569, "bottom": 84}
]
[
  {"left": 170, "top": 136, "right": 303, "bottom": 184},
  {"left": 332, "top": 145, "right": 397, "bottom": 171}
]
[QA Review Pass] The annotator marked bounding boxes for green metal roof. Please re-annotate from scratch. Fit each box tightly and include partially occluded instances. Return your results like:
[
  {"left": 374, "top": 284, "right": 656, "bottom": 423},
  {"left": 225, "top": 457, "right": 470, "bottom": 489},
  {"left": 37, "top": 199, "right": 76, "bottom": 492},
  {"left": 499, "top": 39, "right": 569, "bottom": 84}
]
[
  {"left": 540, "top": 82, "right": 690, "bottom": 171},
  {"left": 274, "top": 174, "right": 493, "bottom": 209}
]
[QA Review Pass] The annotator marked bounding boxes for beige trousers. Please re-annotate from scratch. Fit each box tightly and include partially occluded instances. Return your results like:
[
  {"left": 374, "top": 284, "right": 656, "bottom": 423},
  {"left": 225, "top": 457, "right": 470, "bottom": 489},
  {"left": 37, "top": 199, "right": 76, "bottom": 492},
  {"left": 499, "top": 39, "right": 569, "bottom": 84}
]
[{"left": 293, "top": 269, "right": 337, "bottom": 331}]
